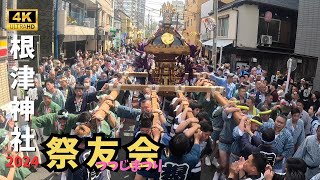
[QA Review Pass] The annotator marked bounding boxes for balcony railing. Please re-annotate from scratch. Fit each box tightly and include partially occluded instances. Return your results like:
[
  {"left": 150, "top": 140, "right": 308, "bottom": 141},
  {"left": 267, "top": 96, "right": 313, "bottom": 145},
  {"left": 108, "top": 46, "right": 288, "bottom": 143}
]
[{"left": 67, "top": 11, "right": 95, "bottom": 28}]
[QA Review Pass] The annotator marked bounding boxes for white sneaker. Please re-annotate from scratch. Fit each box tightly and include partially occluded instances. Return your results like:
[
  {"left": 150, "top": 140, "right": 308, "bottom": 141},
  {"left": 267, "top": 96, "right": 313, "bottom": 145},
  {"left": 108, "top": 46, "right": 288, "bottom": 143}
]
[
  {"left": 212, "top": 172, "right": 220, "bottom": 180},
  {"left": 205, "top": 156, "right": 212, "bottom": 166},
  {"left": 211, "top": 157, "right": 220, "bottom": 168}
]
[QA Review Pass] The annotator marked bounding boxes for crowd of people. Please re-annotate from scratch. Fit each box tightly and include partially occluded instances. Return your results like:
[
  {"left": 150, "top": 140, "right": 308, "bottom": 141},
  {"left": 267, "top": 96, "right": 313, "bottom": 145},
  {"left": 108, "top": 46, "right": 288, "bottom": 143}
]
[{"left": 0, "top": 47, "right": 319, "bottom": 180}]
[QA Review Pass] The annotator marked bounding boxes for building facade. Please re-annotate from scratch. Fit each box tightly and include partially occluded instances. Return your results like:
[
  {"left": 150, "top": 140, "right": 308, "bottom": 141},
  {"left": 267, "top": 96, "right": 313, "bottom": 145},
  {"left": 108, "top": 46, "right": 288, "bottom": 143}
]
[
  {"left": 121, "top": 0, "right": 145, "bottom": 30},
  {"left": 200, "top": 0, "right": 317, "bottom": 81},
  {"left": 114, "top": 9, "right": 134, "bottom": 46},
  {"left": 18, "top": 0, "right": 115, "bottom": 58},
  {"left": 183, "top": 0, "right": 208, "bottom": 46},
  {"left": 295, "top": 0, "right": 320, "bottom": 90},
  {"left": 136, "top": 0, "right": 145, "bottom": 30},
  {"left": 172, "top": 0, "right": 185, "bottom": 33},
  {"left": 57, "top": 0, "right": 114, "bottom": 56},
  {"left": 0, "top": 0, "right": 19, "bottom": 107},
  {"left": 114, "top": 0, "right": 124, "bottom": 10}
]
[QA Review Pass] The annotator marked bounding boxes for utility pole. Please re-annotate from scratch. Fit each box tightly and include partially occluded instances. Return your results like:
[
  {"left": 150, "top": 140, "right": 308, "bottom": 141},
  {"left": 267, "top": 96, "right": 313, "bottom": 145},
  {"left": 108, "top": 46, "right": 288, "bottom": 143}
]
[
  {"left": 148, "top": 10, "right": 150, "bottom": 36},
  {"left": 150, "top": 16, "right": 153, "bottom": 34},
  {"left": 96, "top": 0, "right": 99, "bottom": 52},
  {"left": 212, "top": 0, "right": 218, "bottom": 68},
  {"left": 176, "top": 5, "right": 179, "bottom": 30},
  {"left": 55, "top": 0, "right": 59, "bottom": 58}
]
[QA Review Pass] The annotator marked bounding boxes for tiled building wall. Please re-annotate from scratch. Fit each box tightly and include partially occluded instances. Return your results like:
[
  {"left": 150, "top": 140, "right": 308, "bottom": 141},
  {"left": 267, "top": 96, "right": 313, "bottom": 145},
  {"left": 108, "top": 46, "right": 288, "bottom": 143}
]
[
  {"left": 295, "top": 0, "right": 320, "bottom": 90},
  {"left": 0, "top": 54, "right": 10, "bottom": 106}
]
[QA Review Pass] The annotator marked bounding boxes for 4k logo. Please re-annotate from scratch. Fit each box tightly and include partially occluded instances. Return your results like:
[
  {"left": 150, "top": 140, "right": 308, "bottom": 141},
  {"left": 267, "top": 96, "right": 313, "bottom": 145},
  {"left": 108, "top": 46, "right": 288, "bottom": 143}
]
[{"left": 7, "top": 9, "right": 38, "bottom": 31}]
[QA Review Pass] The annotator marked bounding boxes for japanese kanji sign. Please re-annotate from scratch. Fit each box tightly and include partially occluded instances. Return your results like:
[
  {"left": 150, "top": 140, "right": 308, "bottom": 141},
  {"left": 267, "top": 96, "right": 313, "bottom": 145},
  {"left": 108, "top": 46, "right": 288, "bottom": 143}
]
[{"left": 10, "top": 35, "right": 35, "bottom": 60}]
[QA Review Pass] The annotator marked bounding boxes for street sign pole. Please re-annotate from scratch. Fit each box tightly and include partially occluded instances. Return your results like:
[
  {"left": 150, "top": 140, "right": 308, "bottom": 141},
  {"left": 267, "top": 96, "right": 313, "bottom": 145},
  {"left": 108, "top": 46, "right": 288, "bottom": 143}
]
[
  {"left": 285, "top": 58, "right": 292, "bottom": 93},
  {"left": 212, "top": 0, "right": 218, "bottom": 68}
]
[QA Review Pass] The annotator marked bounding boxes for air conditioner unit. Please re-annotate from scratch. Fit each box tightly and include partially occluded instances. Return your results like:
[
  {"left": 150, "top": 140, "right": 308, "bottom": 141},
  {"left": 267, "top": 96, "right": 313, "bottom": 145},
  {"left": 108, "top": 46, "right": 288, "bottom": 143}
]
[{"left": 260, "top": 35, "right": 272, "bottom": 46}]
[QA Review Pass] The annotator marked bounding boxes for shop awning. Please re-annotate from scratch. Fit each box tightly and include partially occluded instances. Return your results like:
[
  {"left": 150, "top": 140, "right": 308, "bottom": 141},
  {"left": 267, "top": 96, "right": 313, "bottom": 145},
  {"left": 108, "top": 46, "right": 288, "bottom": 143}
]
[{"left": 202, "top": 39, "right": 233, "bottom": 47}]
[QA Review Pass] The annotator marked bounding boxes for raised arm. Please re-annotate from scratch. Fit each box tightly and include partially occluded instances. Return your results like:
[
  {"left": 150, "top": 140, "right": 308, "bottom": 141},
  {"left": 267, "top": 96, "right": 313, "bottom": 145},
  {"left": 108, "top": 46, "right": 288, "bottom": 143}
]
[
  {"left": 209, "top": 73, "right": 226, "bottom": 86},
  {"left": 114, "top": 105, "right": 141, "bottom": 119}
]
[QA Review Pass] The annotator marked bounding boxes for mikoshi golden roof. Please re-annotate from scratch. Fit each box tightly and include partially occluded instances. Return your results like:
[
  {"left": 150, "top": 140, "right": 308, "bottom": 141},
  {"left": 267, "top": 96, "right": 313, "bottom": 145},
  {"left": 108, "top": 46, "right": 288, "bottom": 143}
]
[{"left": 144, "top": 27, "right": 190, "bottom": 55}]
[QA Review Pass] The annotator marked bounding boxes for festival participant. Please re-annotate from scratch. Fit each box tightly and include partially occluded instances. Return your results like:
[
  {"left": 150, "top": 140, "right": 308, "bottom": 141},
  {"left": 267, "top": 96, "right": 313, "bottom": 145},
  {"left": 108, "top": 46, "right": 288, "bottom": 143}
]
[
  {"left": 138, "top": 87, "right": 152, "bottom": 105},
  {"left": 102, "top": 58, "right": 115, "bottom": 79},
  {"left": 63, "top": 66, "right": 76, "bottom": 88},
  {"left": 96, "top": 72, "right": 108, "bottom": 90},
  {"left": 286, "top": 108, "right": 305, "bottom": 151},
  {"left": 242, "top": 128, "right": 276, "bottom": 163},
  {"left": 58, "top": 76, "right": 75, "bottom": 100},
  {"left": 37, "top": 65, "right": 47, "bottom": 84},
  {"left": 190, "top": 121, "right": 213, "bottom": 180},
  {"left": 109, "top": 98, "right": 166, "bottom": 135},
  {"left": 208, "top": 72, "right": 236, "bottom": 99},
  {"left": 28, "top": 77, "right": 44, "bottom": 115},
  {"left": 258, "top": 107, "right": 274, "bottom": 123},
  {"left": 309, "top": 105, "right": 320, "bottom": 135},
  {"left": 269, "top": 82, "right": 279, "bottom": 103},
  {"left": 235, "top": 86, "right": 248, "bottom": 104},
  {"left": 45, "top": 79, "right": 66, "bottom": 109},
  {"left": 31, "top": 109, "right": 79, "bottom": 136},
  {"left": 1, "top": 113, "right": 16, "bottom": 132},
  {"left": 194, "top": 82, "right": 217, "bottom": 116},
  {"left": 213, "top": 103, "right": 241, "bottom": 180},
  {"left": 311, "top": 173, "right": 320, "bottom": 180},
  {"left": 48, "top": 70, "right": 57, "bottom": 85},
  {"left": 173, "top": 100, "right": 202, "bottom": 137},
  {"left": 260, "top": 115, "right": 294, "bottom": 173},
  {"left": 0, "top": 129, "right": 31, "bottom": 180},
  {"left": 264, "top": 158, "right": 307, "bottom": 180},
  {"left": 294, "top": 124, "right": 320, "bottom": 179},
  {"left": 246, "top": 97, "right": 259, "bottom": 117},
  {"left": 66, "top": 125, "right": 109, "bottom": 180},
  {"left": 160, "top": 132, "right": 201, "bottom": 180},
  {"left": 257, "top": 93, "right": 274, "bottom": 110},
  {"left": 255, "top": 83, "right": 267, "bottom": 107},
  {"left": 207, "top": 106, "right": 224, "bottom": 168},
  {"left": 90, "top": 102, "right": 119, "bottom": 138},
  {"left": 307, "top": 91, "right": 320, "bottom": 113},
  {"left": 233, "top": 116, "right": 263, "bottom": 159},
  {"left": 228, "top": 152, "right": 268, "bottom": 180},
  {"left": 301, "top": 82, "right": 312, "bottom": 110},
  {"left": 134, "top": 112, "right": 169, "bottom": 180},
  {"left": 292, "top": 91, "right": 300, "bottom": 107},
  {"left": 229, "top": 109, "right": 254, "bottom": 164},
  {"left": 83, "top": 77, "right": 96, "bottom": 94},
  {"left": 65, "top": 84, "right": 110, "bottom": 114},
  {"left": 37, "top": 92, "right": 61, "bottom": 116},
  {"left": 295, "top": 99, "right": 311, "bottom": 136}
]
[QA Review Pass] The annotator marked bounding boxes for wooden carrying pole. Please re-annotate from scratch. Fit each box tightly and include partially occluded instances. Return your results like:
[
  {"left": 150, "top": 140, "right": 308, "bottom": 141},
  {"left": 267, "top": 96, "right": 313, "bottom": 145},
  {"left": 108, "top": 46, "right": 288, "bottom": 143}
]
[
  {"left": 120, "top": 72, "right": 149, "bottom": 77},
  {"left": 95, "top": 83, "right": 242, "bottom": 124},
  {"left": 94, "top": 87, "right": 121, "bottom": 120},
  {"left": 93, "top": 84, "right": 225, "bottom": 93},
  {"left": 177, "top": 92, "right": 194, "bottom": 119},
  {"left": 177, "top": 92, "right": 199, "bottom": 128},
  {"left": 213, "top": 91, "right": 242, "bottom": 124},
  {"left": 151, "top": 90, "right": 160, "bottom": 125}
]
